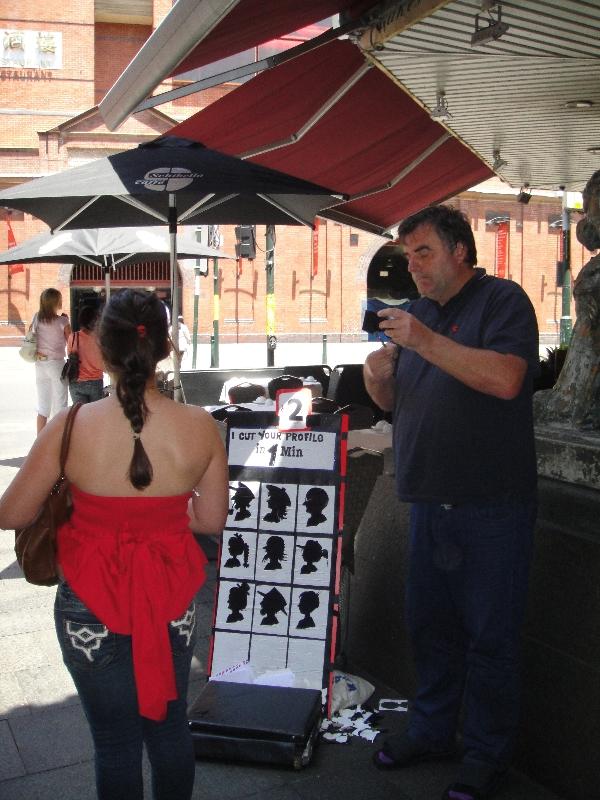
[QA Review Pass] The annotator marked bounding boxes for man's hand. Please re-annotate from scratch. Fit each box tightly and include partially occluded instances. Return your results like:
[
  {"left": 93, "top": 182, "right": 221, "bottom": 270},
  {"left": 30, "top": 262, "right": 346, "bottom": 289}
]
[
  {"left": 378, "top": 308, "right": 434, "bottom": 351},
  {"left": 364, "top": 344, "right": 398, "bottom": 412}
]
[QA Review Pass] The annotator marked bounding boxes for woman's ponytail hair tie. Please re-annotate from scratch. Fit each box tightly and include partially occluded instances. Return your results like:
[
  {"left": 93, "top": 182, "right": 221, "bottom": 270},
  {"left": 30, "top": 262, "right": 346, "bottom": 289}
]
[{"left": 136, "top": 324, "right": 147, "bottom": 338}]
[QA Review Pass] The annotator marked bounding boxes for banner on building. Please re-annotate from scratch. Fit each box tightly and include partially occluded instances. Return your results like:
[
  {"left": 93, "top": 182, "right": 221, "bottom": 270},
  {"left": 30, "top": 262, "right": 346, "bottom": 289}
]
[
  {"left": 6, "top": 218, "right": 24, "bottom": 275},
  {"left": 495, "top": 220, "right": 509, "bottom": 279}
]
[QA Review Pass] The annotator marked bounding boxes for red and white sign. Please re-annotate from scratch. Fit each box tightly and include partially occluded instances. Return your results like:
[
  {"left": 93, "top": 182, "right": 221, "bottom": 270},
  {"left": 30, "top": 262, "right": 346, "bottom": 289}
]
[{"left": 495, "top": 221, "right": 509, "bottom": 279}]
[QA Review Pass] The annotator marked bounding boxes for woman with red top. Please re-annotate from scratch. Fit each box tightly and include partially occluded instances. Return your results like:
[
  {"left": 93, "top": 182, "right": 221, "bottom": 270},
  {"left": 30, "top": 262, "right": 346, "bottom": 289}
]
[
  {"left": 0, "top": 288, "right": 229, "bottom": 800},
  {"left": 67, "top": 305, "right": 105, "bottom": 404}
]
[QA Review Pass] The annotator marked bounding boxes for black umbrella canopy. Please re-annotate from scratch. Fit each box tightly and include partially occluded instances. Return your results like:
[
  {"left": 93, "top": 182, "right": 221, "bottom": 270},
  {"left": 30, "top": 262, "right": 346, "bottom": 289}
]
[
  {"left": 0, "top": 136, "right": 346, "bottom": 230},
  {"left": 0, "top": 225, "right": 233, "bottom": 266},
  {"left": 0, "top": 136, "right": 346, "bottom": 400}
]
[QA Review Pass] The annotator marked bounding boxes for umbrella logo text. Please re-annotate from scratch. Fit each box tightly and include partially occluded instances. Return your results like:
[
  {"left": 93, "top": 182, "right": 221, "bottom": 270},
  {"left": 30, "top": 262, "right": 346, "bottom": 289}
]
[{"left": 135, "top": 167, "right": 203, "bottom": 192}]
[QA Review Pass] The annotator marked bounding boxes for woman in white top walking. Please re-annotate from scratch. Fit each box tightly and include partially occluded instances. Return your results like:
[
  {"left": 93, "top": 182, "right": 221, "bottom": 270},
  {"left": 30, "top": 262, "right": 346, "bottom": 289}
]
[{"left": 33, "top": 288, "right": 71, "bottom": 433}]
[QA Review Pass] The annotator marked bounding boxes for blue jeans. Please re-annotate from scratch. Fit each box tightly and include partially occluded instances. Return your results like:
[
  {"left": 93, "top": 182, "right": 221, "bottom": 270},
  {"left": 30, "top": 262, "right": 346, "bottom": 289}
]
[
  {"left": 405, "top": 496, "right": 536, "bottom": 775},
  {"left": 54, "top": 581, "right": 197, "bottom": 800},
  {"left": 69, "top": 379, "right": 104, "bottom": 404}
]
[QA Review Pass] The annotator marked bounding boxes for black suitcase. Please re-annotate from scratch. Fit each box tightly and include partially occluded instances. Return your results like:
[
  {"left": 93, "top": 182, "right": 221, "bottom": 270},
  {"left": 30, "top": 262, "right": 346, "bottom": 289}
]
[{"left": 188, "top": 680, "right": 323, "bottom": 769}]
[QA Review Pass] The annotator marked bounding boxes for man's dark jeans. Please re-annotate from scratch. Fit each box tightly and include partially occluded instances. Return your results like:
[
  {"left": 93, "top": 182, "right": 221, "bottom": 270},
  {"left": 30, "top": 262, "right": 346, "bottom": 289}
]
[
  {"left": 406, "top": 496, "right": 537, "bottom": 776},
  {"left": 54, "top": 581, "right": 197, "bottom": 800}
]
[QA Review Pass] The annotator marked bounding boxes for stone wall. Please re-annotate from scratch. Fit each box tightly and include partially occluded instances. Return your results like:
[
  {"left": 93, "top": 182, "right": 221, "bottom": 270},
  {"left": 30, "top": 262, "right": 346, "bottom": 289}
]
[{"left": 343, "top": 448, "right": 599, "bottom": 800}]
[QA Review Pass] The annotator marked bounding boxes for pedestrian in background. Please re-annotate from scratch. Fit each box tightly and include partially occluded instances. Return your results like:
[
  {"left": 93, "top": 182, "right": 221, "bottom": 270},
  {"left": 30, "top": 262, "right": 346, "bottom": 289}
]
[
  {"left": 0, "top": 288, "right": 229, "bottom": 800},
  {"left": 365, "top": 205, "right": 538, "bottom": 800},
  {"left": 33, "top": 288, "right": 71, "bottom": 433},
  {"left": 173, "top": 314, "right": 191, "bottom": 367},
  {"left": 67, "top": 305, "right": 105, "bottom": 405}
]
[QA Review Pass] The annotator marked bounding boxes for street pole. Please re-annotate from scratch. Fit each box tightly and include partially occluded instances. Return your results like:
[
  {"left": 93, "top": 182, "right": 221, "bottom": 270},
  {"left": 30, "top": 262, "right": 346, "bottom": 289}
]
[
  {"left": 266, "top": 224, "right": 276, "bottom": 366},
  {"left": 211, "top": 256, "right": 219, "bottom": 367},
  {"left": 192, "top": 266, "right": 200, "bottom": 369},
  {"left": 103, "top": 262, "right": 111, "bottom": 301},
  {"left": 560, "top": 187, "right": 573, "bottom": 348}
]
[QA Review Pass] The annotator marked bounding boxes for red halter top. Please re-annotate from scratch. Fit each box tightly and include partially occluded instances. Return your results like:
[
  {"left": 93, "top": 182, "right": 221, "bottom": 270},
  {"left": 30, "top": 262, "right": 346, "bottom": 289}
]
[{"left": 57, "top": 485, "right": 207, "bottom": 721}]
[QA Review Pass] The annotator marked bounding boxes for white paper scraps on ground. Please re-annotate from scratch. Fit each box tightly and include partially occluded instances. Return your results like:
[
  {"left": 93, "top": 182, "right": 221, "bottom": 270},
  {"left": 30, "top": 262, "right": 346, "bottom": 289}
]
[
  {"left": 320, "top": 705, "right": 384, "bottom": 744},
  {"left": 322, "top": 731, "right": 349, "bottom": 743}
]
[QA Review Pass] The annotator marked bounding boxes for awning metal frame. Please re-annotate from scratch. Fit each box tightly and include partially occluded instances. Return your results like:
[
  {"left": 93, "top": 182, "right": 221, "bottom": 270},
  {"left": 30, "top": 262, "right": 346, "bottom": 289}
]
[
  {"left": 237, "top": 63, "right": 372, "bottom": 159},
  {"left": 133, "top": 16, "right": 366, "bottom": 115}
]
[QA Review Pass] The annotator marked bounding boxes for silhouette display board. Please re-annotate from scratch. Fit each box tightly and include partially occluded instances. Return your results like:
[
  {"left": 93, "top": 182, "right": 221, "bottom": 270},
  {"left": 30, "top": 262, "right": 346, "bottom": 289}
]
[{"left": 208, "top": 410, "right": 348, "bottom": 700}]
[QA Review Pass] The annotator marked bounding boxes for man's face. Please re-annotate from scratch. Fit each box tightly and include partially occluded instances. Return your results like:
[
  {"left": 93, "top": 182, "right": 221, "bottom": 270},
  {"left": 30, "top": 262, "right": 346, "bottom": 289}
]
[{"left": 401, "top": 223, "right": 467, "bottom": 305}]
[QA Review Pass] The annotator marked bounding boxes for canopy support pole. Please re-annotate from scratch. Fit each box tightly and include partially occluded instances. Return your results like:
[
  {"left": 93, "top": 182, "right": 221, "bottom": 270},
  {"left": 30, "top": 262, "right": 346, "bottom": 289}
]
[
  {"left": 169, "top": 193, "right": 183, "bottom": 402},
  {"left": 103, "top": 256, "right": 111, "bottom": 301},
  {"left": 211, "top": 256, "right": 220, "bottom": 367},
  {"left": 560, "top": 188, "right": 573, "bottom": 347},
  {"left": 266, "top": 224, "right": 276, "bottom": 367}
]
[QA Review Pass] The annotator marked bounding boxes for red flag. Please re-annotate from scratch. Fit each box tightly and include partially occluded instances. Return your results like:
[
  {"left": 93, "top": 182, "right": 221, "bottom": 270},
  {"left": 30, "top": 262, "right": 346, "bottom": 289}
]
[{"left": 7, "top": 218, "right": 24, "bottom": 275}]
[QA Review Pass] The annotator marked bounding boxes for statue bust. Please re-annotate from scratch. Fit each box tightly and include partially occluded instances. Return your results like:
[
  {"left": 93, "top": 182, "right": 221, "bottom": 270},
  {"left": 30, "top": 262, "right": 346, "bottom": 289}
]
[{"left": 534, "top": 169, "right": 600, "bottom": 430}]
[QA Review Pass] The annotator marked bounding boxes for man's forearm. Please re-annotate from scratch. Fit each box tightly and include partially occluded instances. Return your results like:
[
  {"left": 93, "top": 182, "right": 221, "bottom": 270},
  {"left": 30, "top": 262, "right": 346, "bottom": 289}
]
[{"left": 415, "top": 332, "right": 527, "bottom": 400}]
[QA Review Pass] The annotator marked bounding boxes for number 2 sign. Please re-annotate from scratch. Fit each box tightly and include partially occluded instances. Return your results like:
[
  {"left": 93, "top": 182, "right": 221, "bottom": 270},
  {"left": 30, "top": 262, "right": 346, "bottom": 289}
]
[{"left": 276, "top": 387, "right": 312, "bottom": 431}]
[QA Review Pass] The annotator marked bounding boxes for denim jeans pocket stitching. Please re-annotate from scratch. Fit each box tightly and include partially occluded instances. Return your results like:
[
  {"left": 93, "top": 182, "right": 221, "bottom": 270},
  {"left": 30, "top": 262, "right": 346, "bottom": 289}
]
[
  {"left": 170, "top": 603, "right": 196, "bottom": 649},
  {"left": 65, "top": 620, "right": 110, "bottom": 662},
  {"left": 61, "top": 618, "right": 116, "bottom": 670}
]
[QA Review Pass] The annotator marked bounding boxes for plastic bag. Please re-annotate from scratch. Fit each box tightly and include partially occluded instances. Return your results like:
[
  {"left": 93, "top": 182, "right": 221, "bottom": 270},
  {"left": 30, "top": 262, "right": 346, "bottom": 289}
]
[{"left": 330, "top": 671, "right": 374, "bottom": 714}]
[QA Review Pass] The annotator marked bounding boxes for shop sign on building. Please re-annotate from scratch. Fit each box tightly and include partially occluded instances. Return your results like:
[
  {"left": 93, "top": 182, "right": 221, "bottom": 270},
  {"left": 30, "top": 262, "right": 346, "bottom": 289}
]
[{"left": 1, "top": 30, "right": 62, "bottom": 69}]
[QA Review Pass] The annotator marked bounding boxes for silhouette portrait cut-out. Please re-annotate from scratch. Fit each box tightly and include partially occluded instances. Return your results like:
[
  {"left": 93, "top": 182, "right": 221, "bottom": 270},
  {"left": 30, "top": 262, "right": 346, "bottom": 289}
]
[
  {"left": 296, "top": 590, "right": 320, "bottom": 629},
  {"left": 297, "top": 539, "right": 329, "bottom": 574},
  {"left": 224, "top": 532, "right": 250, "bottom": 569},
  {"left": 228, "top": 482, "right": 255, "bottom": 521},
  {"left": 226, "top": 581, "right": 251, "bottom": 623},
  {"left": 303, "top": 487, "right": 329, "bottom": 527},
  {"left": 262, "top": 535, "right": 286, "bottom": 570},
  {"left": 258, "top": 587, "right": 288, "bottom": 626},
  {"left": 263, "top": 484, "right": 291, "bottom": 523}
]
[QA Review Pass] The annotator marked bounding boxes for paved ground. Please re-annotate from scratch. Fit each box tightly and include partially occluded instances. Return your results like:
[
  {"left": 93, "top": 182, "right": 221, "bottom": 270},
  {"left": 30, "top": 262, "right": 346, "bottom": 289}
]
[{"left": 0, "top": 347, "right": 564, "bottom": 800}]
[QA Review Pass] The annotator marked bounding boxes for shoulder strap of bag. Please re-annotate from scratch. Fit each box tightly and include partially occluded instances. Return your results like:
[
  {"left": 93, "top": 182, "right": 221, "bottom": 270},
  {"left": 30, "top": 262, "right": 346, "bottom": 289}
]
[
  {"left": 59, "top": 403, "right": 83, "bottom": 475},
  {"left": 30, "top": 313, "right": 38, "bottom": 333}
]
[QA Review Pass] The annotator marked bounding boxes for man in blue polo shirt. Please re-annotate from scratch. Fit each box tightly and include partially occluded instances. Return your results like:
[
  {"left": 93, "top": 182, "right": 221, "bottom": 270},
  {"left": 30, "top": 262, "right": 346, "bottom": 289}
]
[{"left": 364, "top": 205, "right": 538, "bottom": 800}]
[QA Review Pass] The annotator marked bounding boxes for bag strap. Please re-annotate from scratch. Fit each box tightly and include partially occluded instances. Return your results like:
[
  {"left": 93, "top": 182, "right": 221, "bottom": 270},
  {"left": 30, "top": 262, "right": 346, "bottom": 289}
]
[{"left": 59, "top": 403, "right": 83, "bottom": 475}]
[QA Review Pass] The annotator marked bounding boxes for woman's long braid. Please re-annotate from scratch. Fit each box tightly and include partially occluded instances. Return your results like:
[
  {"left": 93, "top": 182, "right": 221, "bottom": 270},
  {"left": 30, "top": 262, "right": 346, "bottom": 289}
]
[
  {"left": 99, "top": 290, "right": 169, "bottom": 491},
  {"left": 117, "top": 347, "right": 153, "bottom": 490}
]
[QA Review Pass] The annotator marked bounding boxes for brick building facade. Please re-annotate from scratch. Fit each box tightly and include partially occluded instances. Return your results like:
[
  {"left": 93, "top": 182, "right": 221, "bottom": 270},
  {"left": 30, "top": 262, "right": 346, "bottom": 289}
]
[{"left": 0, "top": 1, "right": 584, "bottom": 349}]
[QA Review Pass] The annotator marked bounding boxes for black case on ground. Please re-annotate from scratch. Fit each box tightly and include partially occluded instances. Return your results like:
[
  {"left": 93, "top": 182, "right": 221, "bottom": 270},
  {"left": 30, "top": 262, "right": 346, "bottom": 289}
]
[{"left": 188, "top": 681, "right": 323, "bottom": 769}]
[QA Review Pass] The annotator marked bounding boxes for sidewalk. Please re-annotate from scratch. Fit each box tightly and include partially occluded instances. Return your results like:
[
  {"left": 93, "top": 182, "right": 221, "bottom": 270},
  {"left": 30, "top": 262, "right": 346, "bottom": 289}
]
[{"left": 0, "top": 348, "right": 564, "bottom": 800}]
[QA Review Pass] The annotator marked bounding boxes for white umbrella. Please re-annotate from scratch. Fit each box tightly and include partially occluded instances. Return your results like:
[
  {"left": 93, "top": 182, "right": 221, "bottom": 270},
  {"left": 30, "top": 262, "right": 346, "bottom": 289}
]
[{"left": 0, "top": 224, "right": 233, "bottom": 300}]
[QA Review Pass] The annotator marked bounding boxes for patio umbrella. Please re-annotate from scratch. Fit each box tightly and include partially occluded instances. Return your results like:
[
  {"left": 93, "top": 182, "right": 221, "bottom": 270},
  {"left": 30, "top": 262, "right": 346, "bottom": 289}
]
[
  {"left": 0, "top": 135, "right": 346, "bottom": 399},
  {"left": 0, "top": 224, "right": 233, "bottom": 299}
]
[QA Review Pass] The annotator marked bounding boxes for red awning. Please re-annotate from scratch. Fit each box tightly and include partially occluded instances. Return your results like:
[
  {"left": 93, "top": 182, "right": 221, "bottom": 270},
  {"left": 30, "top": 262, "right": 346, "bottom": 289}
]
[
  {"left": 171, "top": 0, "right": 375, "bottom": 76},
  {"left": 170, "top": 39, "right": 493, "bottom": 234}
]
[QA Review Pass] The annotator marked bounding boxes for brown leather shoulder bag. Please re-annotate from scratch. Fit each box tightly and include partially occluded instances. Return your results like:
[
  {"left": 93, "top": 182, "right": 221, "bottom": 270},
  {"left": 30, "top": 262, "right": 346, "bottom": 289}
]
[{"left": 14, "top": 402, "right": 82, "bottom": 586}]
